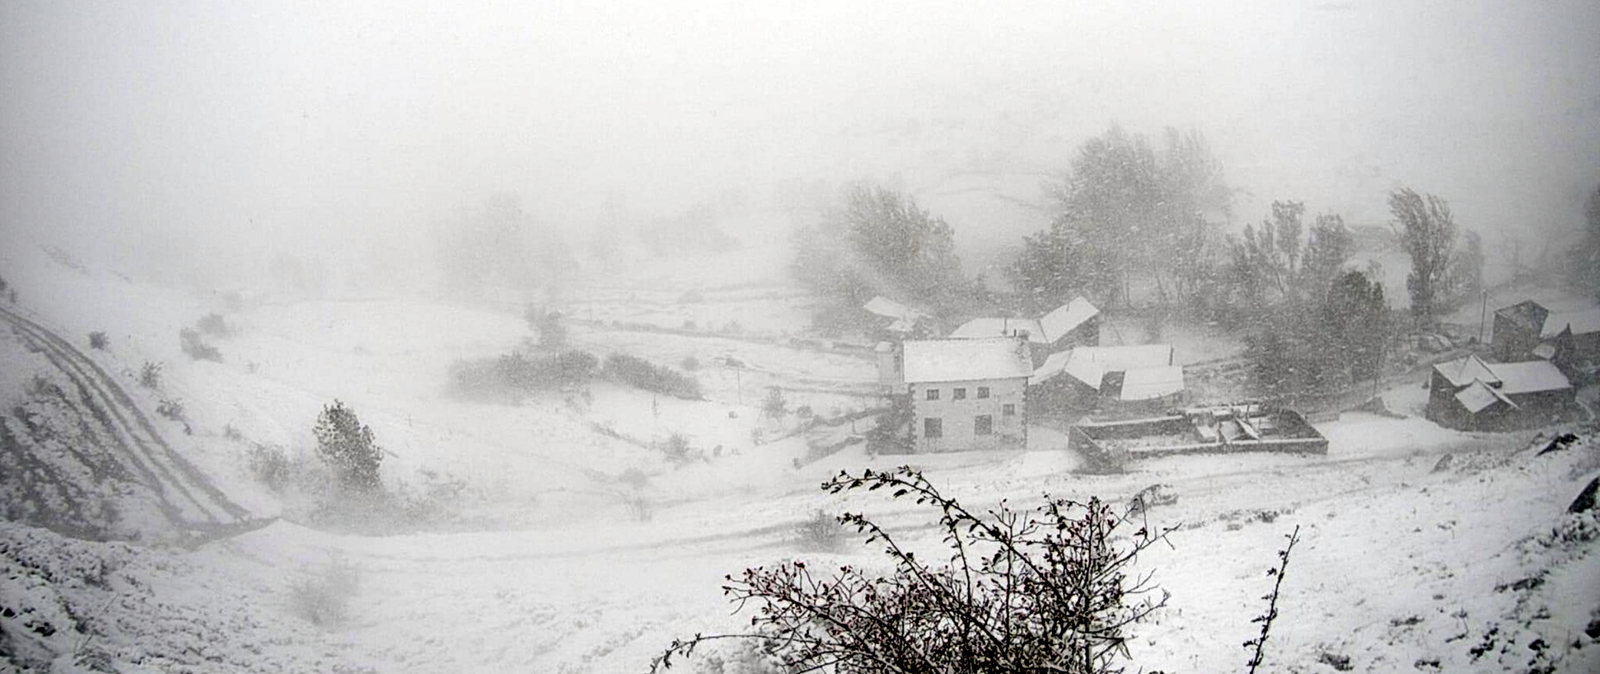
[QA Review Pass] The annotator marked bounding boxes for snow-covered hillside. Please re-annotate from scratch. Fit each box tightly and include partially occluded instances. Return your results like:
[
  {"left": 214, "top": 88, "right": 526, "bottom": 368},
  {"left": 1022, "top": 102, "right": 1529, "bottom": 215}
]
[{"left": 2, "top": 241, "right": 1598, "bottom": 674}]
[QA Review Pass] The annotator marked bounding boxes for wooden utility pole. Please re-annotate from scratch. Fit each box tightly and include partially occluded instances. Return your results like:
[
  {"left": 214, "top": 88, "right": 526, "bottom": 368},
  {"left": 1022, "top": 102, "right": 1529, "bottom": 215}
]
[{"left": 1478, "top": 289, "right": 1489, "bottom": 344}]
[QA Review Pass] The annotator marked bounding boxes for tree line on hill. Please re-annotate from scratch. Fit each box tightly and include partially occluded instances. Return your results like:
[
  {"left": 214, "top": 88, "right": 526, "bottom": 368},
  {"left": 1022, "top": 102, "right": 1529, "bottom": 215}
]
[{"left": 784, "top": 127, "right": 1600, "bottom": 400}]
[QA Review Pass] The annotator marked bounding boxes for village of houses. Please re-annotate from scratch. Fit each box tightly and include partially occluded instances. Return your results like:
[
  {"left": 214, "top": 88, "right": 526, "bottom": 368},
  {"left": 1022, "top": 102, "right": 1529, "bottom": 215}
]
[{"left": 854, "top": 292, "right": 1598, "bottom": 466}]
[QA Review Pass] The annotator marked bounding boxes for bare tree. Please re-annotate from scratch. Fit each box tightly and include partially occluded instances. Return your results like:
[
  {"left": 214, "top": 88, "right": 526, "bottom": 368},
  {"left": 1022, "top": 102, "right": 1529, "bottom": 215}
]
[
  {"left": 1577, "top": 181, "right": 1600, "bottom": 298},
  {"left": 1388, "top": 188, "right": 1458, "bottom": 325}
]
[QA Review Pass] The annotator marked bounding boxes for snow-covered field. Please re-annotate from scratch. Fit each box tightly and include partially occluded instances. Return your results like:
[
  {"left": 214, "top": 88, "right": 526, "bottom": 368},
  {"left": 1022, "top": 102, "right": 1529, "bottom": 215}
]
[{"left": 3, "top": 243, "right": 1599, "bottom": 673}]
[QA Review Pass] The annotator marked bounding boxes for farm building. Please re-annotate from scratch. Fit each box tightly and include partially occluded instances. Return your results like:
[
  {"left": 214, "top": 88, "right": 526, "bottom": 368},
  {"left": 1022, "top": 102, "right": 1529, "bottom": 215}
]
[
  {"left": 1491, "top": 300, "right": 1549, "bottom": 362},
  {"left": 1539, "top": 307, "right": 1600, "bottom": 381},
  {"left": 1425, "top": 354, "right": 1576, "bottom": 431},
  {"left": 1028, "top": 344, "right": 1185, "bottom": 419},
  {"left": 948, "top": 297, "right": 1099, "bottom": 365},
  {"left": 863, "top": 296, "right": 928, "bottom": 339},
  {"left": 898, "top": 337, "right": 1032, "bottom": 452},
  {"left": 1070, "top": 403, "right": 1327, "bottom": 472},
  {"left": 1491, "top": 300, "right": 1600, "bottom": 382}
]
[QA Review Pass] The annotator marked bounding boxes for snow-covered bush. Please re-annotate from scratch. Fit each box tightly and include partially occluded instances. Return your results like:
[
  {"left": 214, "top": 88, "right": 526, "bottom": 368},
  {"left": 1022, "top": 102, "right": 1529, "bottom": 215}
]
[
  {"left": 760, "top": 387, "right": 787, "bottom": 420},
  {"left": 791, "top": 509, "right": 843, "bottom": 553},
  {"left": 155, "top": 398, "right": 187, "bottom": 424},
  {"left": 246, "top": 443, "right": 296, "bottom": 493},
  {"left": 195, "top": 312, "right": 232, "bottom": 337},
  {"left": 137, "top": 361, "right": 163, "bottom": 388},
  {"left": 662, "top": 433, "right": 698, "bottom": 464},
  {"left": 654, "top": 467, "right": 1176, "bottom": 674},
  {"left": 179, "top": 328, "right": 222, "bottom": 362},
  {"left": 287, "top": 556, "right": 360, "bottom": 628}
]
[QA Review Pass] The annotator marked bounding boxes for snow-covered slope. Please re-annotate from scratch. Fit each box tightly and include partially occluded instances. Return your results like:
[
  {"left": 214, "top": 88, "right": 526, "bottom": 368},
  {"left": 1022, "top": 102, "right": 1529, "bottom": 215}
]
[{"left": 2, "top": 241, "right": 1598, "bottom": 673}]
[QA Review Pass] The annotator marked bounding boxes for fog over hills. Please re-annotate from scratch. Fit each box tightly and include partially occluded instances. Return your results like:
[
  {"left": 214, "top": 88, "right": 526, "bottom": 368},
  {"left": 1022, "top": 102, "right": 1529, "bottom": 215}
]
[{"left": 3, "top": 1, "right": 1597, "bottom": 284}]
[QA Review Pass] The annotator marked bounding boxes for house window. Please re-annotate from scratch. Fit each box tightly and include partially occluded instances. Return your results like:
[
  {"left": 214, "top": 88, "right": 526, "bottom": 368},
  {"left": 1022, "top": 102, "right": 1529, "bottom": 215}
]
[
  {"left": 926, "top": 388, "right": 940, "bottom": 401},
  {"left": 1002, "top": 404, "right": 1016, "bottom": 416},
  {"left": 953, "top": 387, "right": 967, "bottom": 400},
  {"left": 977, "top": 386, "right": 990, "bottom": 399},
  {"left": 923, "top": 417, "right": 943, "bottom": 438},
  {"left": 974, "top": 415, "right": 993, "bottom": 436}
]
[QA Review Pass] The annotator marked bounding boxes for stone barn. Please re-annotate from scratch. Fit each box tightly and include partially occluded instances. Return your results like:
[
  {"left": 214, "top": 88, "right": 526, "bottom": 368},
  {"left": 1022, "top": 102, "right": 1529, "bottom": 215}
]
[
  {"left": 1425, "top": 355, "right": 1576, "bottom": 431},
  {"left": 1491, "top": 300, "right": 1600, "bottom": 382},
  {"left": 1028, "top": 344, "right": 1185, "bottom": 420}
]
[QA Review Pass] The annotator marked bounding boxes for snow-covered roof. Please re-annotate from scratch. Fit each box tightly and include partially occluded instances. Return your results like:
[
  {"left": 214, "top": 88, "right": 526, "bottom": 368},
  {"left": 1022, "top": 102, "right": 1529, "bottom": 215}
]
[
  {"left": 1455, "top": 380, "right": 1515, "bottom": 414},
  {"left": 1434, "top": 355, "right": 1500, "bottom": 388},
  {"left": 1031, "top": 344, "right": 1175, "bottom": 390},
  {"left": 1068, "top": 344, "right": 1174, "bottom": 372},
  {"left": 885, "top": 317, "right": 916, "bottom": 333},
  {"left": 1030, "top": 350, "right": 1074, "bottom": 386},
  {"left": 1541, "top": 307, "right": 1600, "bottom": 339},
  {"left": 949, "top": 317, "right": 1048, "bottom": 344},
  {"left": 1434, "top": 354, "right": 1570, "bottom": 395},
  {"left": 1038, "top": 297, "right": 1099, "bottom": 344},
  {"left": 902, "top": 338, "right": 1033, "bottom": 384},
  {"left": 1119, "top": 366, "right": 1186, "bottom": 401},
  {"left": 1532, "top": 342, "right": 1557, "bottom": 360},
  {"left": 1489, "top": 360, "right": 1571, "bottom": 395},
  {"left": 863, "top": 296, "right": 922, "bottom": 321}
]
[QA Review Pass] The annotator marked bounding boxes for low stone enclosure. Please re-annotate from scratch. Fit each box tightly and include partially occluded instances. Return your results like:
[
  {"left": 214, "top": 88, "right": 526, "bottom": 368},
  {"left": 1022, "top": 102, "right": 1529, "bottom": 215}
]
[{"left": 1070, "top": 403, "right": 1328, "bottom": 472}]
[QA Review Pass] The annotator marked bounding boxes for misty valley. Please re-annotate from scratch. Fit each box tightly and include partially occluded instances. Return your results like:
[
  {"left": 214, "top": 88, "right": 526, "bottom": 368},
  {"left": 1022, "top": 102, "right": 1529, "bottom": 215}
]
[{"left": 3, "top": 2, "right": 1600, "bottom": 673}]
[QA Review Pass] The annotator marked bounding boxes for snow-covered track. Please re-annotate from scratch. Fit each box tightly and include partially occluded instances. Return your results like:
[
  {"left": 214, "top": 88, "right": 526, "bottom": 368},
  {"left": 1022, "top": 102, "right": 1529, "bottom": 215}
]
[{"left": 0, "top": 305, "right": 252, "bottom": 533}]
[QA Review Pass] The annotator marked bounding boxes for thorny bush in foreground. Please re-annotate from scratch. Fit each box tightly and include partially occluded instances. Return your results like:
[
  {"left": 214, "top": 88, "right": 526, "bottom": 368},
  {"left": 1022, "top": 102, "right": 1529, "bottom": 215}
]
[{"left": 653, "top": 466, "right": 1177, "bottom": 674}]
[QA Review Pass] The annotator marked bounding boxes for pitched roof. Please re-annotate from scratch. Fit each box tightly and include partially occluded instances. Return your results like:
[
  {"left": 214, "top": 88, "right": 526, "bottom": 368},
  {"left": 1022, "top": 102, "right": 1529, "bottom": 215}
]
[
  {"left": 1455, "top": 380, "right": 1516, "bottom": 414},
  {"left": 1489, "top": 360, "right": 1571, "bottom": 395},
  {"left": 1494, "top": 300, "right": 1548, "bottom": 330},
  {"left": 1119, "top": 366, "right": 1186, "bottom": 401},
  {"left": 1030, "top": 350, "right": 1074, "bottom": 386},
  {"left": 902, "top": 338, "right": 1033, "bottom": 384},
  {"left": 863, "top": 296, "right": 922, "bottom": 321},
  {"left": 949, "top": 317, "right": 1048, "bottom": 344},
  {"left": 1541, "top": 307, "right": 1600, "bottom": 339},
  {"left": 1433, "top": 354, "right": 1571, "bottom": 396},
  {"left": 1038, "top": 297, "right": 1099, "bottom": 343},
  {"left": 1031, "top": 344, "right": 1176, "bottom": 389},
  {"left": 1433, "top": 355, "right": 1500, "bottom": 388},
  {"left": 1068, "top": 344, "right": 1174, "bottom": 371}
]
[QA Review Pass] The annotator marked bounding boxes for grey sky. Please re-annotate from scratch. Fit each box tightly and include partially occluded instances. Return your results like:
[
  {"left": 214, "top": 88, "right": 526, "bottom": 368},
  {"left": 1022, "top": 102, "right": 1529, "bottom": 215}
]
[{"left": 3, "top": 0, "right": 1597, "bottom": 280}]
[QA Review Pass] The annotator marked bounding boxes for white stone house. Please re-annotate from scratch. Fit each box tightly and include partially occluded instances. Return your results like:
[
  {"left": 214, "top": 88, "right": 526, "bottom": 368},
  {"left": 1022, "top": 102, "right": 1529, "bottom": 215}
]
[{"left": 899, "top": 337, "right": 1033, "bottom": 452}]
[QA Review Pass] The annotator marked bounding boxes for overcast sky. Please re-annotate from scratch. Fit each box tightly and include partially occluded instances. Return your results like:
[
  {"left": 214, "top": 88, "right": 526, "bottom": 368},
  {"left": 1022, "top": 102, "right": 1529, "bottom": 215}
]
[{"left": 3, "top": 0, "right": 1597, "bottom": 281}]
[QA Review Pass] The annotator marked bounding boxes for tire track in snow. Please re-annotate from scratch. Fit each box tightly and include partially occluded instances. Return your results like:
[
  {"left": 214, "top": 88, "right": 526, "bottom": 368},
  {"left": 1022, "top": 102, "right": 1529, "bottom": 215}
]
[{"left": 1, "top": 305, "right": 250, "bottom": 528}]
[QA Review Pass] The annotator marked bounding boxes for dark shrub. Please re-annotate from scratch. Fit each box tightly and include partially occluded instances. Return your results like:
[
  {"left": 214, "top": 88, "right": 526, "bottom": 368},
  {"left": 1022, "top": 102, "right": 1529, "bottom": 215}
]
[
  {"left": 138, "top": 361, "right": 163, "bottom": 388},
  {"left": 793, "top": 509, "right": 844, "bottom": 552},
  {"left": 179, "top": 328, "right": 222, "bottom": 362},
  {"left": 602, "top": 353, "right": 702, "bottom": 399},
  {"left": 314, "top": 400, "right": 383, "bottom": 493},
  {"left": 762, "top": 387, "right": 787, "bottom": 419},
  {"left": 88, "top": 331, "right": 109, "bottom": 350},
  {"left": 156, "top": 398, "right": 187, "bottom": 423},
  {"left": 449, "top": 349, "right": 598, "bottom": 400},
  {"left": 196, "top": 313, "right": 232, "bottom": 337}
]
